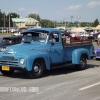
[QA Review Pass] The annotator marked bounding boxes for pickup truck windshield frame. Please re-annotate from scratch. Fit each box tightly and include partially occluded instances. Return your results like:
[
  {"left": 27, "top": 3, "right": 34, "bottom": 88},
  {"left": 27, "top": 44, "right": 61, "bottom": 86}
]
[{"left": 22, "top": 32, "right": 48, "bottom": 43}]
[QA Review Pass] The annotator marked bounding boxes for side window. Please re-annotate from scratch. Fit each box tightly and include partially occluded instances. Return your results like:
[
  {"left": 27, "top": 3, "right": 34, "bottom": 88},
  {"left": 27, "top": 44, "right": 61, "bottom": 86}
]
[
  {"left": 49, "top": 33, "right": 59, "bottom": 43},
  {"left": 52, "top": 33, "right": 59, "bottom": 42}
]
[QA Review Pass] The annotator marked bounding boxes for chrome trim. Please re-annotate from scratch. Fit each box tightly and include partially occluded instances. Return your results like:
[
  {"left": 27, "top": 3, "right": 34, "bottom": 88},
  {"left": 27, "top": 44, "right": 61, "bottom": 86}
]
[
  {"left": 0, "top": 60, "right": 18, "bottom": 62},
  {"left": 4, "top": 51, "right": 15, "bottom": 54},
  {"left": 0, "top": 60, "right": 18, "bottom": 67}
]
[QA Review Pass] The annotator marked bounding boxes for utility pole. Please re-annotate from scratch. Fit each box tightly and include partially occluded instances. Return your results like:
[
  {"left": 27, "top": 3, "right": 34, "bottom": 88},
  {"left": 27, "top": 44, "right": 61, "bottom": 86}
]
[
  {"left": 71, "top": 16, "right": 73, "bottom": 27},
  {"left": 77, "top": 16, "right": 81, "bottom": 27},
  {"left": 65, "top": 18, "right": 66, "bottom": 29},
  {"left": 4, "top": 12, "right": 5, "bottom": 28},
  {"left": 8, "top": 9, "right": 10, "bottom": 32},
  {"left": 36, "top": 13, "right": 37, "bottom": 20}
]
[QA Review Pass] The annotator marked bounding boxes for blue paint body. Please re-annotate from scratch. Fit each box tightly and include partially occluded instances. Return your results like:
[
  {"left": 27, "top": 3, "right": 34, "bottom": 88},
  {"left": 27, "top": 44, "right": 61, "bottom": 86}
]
[{"left": 0, "top": 28, "right": 93, "bottom": 71}]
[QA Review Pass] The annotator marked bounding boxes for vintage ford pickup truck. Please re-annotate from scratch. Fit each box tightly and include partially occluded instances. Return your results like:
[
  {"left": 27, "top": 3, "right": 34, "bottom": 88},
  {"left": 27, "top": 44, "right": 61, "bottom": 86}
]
[{"left": 0, "top": 28, "right": 93, "bottom": 78}]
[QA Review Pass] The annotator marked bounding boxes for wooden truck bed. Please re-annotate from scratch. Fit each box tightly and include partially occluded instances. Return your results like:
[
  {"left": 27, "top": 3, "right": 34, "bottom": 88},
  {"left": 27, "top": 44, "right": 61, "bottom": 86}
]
[{"left": 62, "top": 36, "right": 92, "bottom": 46}]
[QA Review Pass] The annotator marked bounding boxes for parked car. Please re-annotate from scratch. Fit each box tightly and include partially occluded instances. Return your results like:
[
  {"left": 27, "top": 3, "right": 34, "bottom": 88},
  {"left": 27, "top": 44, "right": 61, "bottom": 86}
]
[
  {"left": 92, "top": 48, "right": 100, "bottom": 59},
  {"left": 18, "top": 28, "right": 27, "bottom": 34},
  {"left": 10, "top": 28, "right": 16, "bottom": 33},
  {"left": 0, "top": 29, "right": 3, "bottom": 33},
  {"left": 62, "top": 32, "right": 74, "bottom": 40},
  {"left": 0, "top": 35, "right": 22, "bottom": 52},
  {"left": 0, "top": 29, "right": 6, "bottom": 33}
]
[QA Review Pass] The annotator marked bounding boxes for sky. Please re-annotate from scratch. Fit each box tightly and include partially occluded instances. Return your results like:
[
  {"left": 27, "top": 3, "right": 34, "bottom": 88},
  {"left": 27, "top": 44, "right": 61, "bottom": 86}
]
[{"left": 0, "top": 0, "right": 100, "bottom": 22}]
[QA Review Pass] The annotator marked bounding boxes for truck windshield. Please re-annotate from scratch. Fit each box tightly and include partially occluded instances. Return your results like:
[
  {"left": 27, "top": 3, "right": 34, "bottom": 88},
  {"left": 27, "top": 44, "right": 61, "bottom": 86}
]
[{"left": 22, "top": 32, "right": 48, "bottom": 43}]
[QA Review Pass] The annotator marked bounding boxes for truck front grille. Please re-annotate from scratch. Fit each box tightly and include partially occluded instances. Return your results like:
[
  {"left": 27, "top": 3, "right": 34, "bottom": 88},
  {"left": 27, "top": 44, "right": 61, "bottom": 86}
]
[
  {"left": 0, "top": 56, "right": 18, "bottom": 67},
  {"left": 0, "top": 60, "right": 18, "bottom": 67}
]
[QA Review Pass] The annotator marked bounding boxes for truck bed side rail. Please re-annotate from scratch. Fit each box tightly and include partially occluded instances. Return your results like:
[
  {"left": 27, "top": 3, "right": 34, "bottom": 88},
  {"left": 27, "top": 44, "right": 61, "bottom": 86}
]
[{"left": 62, "top": 37, "right": 92, "bottom": 46}]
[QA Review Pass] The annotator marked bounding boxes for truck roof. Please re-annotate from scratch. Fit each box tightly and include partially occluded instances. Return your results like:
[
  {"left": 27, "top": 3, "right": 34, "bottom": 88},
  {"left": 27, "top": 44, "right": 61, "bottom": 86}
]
[{"left": 21, "top": 28, "right": 60, "bottom": 34}]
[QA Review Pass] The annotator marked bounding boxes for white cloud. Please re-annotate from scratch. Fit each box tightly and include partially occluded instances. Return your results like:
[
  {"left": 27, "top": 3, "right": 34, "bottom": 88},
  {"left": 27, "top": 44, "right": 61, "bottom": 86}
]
[
  {"left": 68, "top": 4, "right": 82, "bottom": 10},
  {"left": 18, "top": 7, "right": 25, "bottom": 11},
  {"left": 87, "top": 1, "right": 100, "bottom": 8},
  {"left": 55, "top": 4, "right": 82, "bottom": 14}
]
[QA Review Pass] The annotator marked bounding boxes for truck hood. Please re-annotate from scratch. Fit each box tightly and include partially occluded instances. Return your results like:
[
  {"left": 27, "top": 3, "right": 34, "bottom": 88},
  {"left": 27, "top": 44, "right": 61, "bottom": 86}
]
[{"left": 4, "top": 43, "right": 48, "bottom": 55}]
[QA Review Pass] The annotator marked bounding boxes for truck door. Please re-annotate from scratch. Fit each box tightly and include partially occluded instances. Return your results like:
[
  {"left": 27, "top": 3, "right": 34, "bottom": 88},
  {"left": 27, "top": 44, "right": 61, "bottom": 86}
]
[{"left": 48, "top": 32, "right": 64, "bottom": 64}]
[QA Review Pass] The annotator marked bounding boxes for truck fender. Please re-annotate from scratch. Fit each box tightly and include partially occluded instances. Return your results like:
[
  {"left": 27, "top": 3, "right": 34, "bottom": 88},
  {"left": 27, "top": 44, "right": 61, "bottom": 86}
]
[
  {"left": 26, "top": 53, "right": 50, "bottom": 71},
  {"left": 41, "top": 54, "right": 51, "bottom": 70},
  {"left": 72, "top": 48, "right": 90, "bottom": 64}
]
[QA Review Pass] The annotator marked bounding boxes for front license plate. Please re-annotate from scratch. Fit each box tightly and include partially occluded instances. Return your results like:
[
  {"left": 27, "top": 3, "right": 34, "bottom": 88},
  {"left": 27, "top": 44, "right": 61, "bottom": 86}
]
[{"left": 2, "top": 66, "right": 10, "bottom": 71}]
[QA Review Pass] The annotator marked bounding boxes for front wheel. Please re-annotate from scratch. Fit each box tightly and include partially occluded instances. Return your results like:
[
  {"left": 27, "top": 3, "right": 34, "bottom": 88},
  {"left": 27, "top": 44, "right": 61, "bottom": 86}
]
[
  {"left": 28, "top": 60, "right": 44, "bottom": 79},
  {"left": 75, "top": 55, "right": 87, "bottom": 70},
  {"left": 1, "top": 70, "right": 14, "bottom": 76}
]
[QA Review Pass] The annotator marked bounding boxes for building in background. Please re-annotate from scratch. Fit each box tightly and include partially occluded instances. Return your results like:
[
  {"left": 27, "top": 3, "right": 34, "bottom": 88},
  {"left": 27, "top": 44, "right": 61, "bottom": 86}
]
[{"left": 12, "top": 18, "right": 39, "bottom": 28}]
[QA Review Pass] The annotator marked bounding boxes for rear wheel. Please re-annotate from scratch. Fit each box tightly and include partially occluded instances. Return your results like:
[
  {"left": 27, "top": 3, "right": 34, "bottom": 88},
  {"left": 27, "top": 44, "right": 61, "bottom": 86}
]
[
  {"left": 1, "top": 70, "right": 14, "bottom": 76},
  {"left": 75, "top": 55, "right": 87, "bottom": 70},
  {"left": 28, "top": 60, "right": 44, "bottom": 78}
]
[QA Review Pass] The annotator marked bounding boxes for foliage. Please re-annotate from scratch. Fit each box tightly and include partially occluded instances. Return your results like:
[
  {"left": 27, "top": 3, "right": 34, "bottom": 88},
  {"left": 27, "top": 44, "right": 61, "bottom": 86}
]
[
  {"left": 0, "top": 9, "right": 20, "bottom": 27},
  {"left": 40, "top": 19, "right": 55, "bottom": 28},
  {"left": 93, "top": 18, "right": 99, "bottom": 27},
  {"left": 5, "top": 12, "right": 20, "bottom": 27},
  {"left": 0, "top": 9, "right": 99, "bottom": 28},
  {"left": 27, "top": 13, "right": 41, "bottom": 21},
  {"left": 10, "top": 12, "right": 20, "bottom": 18},
  {"left": 0, "top": 11, "right": 4, "bottom": 27}
]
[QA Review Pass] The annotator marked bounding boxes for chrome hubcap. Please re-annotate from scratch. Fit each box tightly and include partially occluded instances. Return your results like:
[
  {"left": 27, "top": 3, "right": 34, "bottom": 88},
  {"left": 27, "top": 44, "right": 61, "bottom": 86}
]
[
  {"left": 80, "top": 59, "right": 84, "bottom": 67},
  {"left": 34, "top": 66, "right": 39, "bottom": 73}
]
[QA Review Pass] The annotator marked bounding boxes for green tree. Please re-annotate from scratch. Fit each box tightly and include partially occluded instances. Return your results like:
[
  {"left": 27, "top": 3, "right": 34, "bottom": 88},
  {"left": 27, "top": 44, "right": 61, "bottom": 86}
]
[
  {"left": 5, "top": 12, "right": 20, "bottom": 27},
  {"left": 10, "top": 12, "right": 20, "bottom": 18},
  {"left": 0, "top": 10, "right": 4, "bottom": 27},
  {"left": 40, "top": 19, "right": 55, "bottom": 28},
  {"left": 28, "top": 13, "right": 41, "bottom": 21},
  {"left": 93, "top": 18, "right": 99, "bottom": 27}
]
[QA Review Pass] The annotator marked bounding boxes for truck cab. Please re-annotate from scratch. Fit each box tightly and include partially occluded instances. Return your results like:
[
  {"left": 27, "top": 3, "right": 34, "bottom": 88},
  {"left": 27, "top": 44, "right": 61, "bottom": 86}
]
[{"left": 0, "top": 28, "right": 93, "bottom": 78}]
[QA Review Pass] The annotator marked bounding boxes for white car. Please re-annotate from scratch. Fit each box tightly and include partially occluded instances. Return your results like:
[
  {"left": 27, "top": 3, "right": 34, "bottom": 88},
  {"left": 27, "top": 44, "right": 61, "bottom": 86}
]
[{"left": 10, "top": 29, "right": 16, "bottom": 33}]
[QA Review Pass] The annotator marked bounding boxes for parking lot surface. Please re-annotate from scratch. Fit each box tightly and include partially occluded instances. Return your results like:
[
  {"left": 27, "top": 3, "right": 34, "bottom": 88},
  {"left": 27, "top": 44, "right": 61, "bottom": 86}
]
[{"left": 0, "top": 41, "right": 100, "bottom": 100}]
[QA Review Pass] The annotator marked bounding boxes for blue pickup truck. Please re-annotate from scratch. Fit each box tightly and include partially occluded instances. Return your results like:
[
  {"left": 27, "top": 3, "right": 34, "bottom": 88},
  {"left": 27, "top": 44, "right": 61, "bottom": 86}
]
[{"left": 0, "top": 28, "right": 93, "bottom": 78}]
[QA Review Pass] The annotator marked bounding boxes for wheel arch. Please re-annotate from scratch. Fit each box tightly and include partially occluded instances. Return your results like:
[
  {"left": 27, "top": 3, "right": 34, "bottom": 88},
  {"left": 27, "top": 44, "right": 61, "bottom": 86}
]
[
  {"left": 33, "top": 58, "right": 46, "bottom": 69},
  {"left": 33, "top": 56, "right": 51, "bottom": 70},
  {"left": 72, "top": 48, "right": 89, "bottom": 64}
]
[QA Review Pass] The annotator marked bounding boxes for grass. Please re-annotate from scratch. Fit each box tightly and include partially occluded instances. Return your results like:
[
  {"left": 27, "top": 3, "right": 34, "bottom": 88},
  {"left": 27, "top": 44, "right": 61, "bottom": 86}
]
[{"left": 0, "top": 33, "right": 14, "bottom": 36}]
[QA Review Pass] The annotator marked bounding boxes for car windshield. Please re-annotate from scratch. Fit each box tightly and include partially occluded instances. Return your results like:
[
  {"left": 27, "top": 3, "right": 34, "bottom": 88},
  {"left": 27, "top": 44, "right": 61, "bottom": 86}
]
[
  {"left": 22, "top": 32, "right": 48, "bottom": 43},
  {"left": 2, "top": 39, "right": 10, "bottom": 43}
]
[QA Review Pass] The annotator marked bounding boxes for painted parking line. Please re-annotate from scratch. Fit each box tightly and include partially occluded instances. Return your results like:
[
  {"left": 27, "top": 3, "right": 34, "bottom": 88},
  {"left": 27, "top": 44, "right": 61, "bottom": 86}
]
[{"left": 79, "top": 82, "right": 100, "bottom": 90}]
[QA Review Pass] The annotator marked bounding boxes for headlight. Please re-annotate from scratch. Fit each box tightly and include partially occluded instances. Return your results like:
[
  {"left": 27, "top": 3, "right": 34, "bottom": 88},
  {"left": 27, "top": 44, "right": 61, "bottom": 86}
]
[
  {"left": 0, "top": 48, "right": 6, "bottom": 52},
  {"left": 20, "top": 58, "right": 25, "bottom": 65}
]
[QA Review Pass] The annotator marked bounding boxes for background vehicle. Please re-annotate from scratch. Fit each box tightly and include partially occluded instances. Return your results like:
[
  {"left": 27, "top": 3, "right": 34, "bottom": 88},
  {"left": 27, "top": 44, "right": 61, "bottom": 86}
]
[
  {"left": 92, "top": 48, "right": 100, "bottom": 59},
  {"left": 0, "top": 36, "right": 22, "bottom": 52},
  {"left": 0, "top": 29, "right": 3, "bottom": 33},
  {"left": 93, "top": 33, "right": 100, "bottom": 41},
  {"left": 18, "top": 28, "right": 27, "bottom": 34}
]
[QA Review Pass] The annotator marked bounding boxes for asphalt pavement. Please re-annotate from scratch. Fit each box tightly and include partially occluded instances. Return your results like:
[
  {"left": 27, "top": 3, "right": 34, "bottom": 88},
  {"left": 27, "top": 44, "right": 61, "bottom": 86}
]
[{"left": 0, "top": 41, "right": 100, "bottom": 100}]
